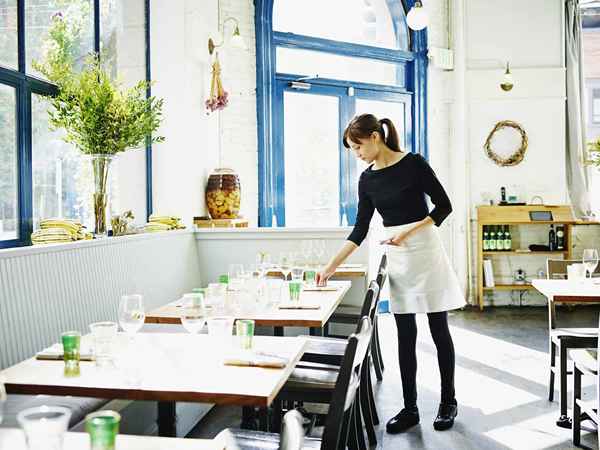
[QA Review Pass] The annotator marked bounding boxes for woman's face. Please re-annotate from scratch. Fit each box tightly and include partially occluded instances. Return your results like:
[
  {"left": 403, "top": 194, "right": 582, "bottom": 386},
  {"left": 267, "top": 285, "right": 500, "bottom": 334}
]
[{"left": 348, "top": 132, "right": 380, "bottom": 163}]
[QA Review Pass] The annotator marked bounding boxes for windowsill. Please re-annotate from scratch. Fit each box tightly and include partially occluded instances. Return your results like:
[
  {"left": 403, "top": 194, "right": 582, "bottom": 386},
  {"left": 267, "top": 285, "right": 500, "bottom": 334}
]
[{"left": 0, "top": 229, "right": 194, "bottom": 260}]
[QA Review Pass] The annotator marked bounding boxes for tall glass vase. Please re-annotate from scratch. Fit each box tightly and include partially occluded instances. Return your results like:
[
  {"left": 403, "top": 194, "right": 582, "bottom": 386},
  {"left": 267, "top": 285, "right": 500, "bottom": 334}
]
[{"left": 90, "top": 154, "right": 113, "bottom": 238}]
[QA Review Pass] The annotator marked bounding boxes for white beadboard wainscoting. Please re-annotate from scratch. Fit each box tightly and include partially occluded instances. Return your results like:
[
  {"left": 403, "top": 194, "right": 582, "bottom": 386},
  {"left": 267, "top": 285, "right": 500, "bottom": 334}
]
[{"left": 0, "top": 230, "right": 200, "bottom": 370}]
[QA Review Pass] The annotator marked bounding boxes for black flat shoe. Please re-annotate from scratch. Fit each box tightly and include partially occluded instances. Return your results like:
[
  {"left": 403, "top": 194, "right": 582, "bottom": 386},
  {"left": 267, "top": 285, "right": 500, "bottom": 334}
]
[
  {"left": 433, "top": 403, "right": 457, "bottom": 431},
  {"left": 386, "top": 407, "right": 420, "bottom": 434}
]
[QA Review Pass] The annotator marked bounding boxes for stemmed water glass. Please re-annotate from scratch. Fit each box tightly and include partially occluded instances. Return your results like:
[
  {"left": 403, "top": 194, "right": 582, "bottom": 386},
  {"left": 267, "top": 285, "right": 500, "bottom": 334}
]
[
  {"left": 181, "top": 301, "right": 206, "bottom": 335},
  {"left": 583, "top": 249, "right": 599, "bottom": 281},
  {"left": 118, "top": 294, "right": 145, "bottom": 342},
  {"left": 279, "top": 253, "right": 292, "bottom": 281}
]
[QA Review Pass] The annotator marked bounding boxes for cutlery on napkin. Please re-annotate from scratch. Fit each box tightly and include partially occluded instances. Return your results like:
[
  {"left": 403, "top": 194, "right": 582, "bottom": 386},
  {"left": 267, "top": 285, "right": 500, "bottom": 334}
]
[
  {"left": 223, "top": 352, "right": 289, "bottom": 368},
  {"left": 278, "top": 303, "right": 321, "bottom": 310},
  {"left": 36, "top": 343, "right": 94, "bottom": 361},
  {"left": 302, "top": 286, "right": 338, "bottom": 291}
]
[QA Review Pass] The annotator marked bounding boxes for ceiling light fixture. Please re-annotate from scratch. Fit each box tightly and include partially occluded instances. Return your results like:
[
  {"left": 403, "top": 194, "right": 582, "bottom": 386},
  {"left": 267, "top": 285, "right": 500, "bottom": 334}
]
[{"left": 406, "top": 0, "right": 429, "bottom": 31}]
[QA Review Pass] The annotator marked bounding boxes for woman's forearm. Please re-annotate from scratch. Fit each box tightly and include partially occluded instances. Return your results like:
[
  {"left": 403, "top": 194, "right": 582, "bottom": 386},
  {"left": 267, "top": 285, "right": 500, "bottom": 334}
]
[{"left": 325, "top": 240, "right": 359, "bottom": 270}]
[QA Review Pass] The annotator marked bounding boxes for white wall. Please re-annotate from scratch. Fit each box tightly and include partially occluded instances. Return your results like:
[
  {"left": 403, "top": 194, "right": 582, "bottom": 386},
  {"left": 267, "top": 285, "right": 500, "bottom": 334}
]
[{"left": 150, "top": 0, "right": 257, "bottom": 226}]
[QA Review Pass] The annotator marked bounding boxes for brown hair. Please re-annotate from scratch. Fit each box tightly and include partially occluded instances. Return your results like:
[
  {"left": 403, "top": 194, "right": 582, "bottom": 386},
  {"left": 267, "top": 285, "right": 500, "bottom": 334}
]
[{"left": 342, "top": 113, "right": 402, "bottom": 152}]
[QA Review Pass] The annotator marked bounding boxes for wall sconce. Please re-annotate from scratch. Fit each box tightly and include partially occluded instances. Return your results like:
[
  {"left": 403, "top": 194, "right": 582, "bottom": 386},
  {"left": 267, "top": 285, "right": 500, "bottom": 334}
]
[
  {"left": 208, "top": 16, "right": 246, "bottom": 55},
  {"left": 500, "top": 62, "right": 514, "bottom": 92},
  {"left": 406, "top": 0, "right": 429, "bottom": 31}
]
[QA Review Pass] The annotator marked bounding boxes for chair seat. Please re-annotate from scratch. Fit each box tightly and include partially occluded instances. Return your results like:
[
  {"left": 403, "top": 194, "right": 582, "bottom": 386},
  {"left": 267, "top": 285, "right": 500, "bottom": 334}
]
[
  {"left": 330, "top": 305, "right": 361, "bottom": 322},
  {"left": 570, "top": 349, "right": 598, "bottom": 374},
  {"left": 551, "top": 328, "right": 599, "bottom": 339},
  {"left": 215, "top": 428, "right": 321, "bottom": 450},
  {"left": 300, "top": 335, "right": 347, "bottom": 357},
  {"left": 285, "top": 367, "right": 339, "bottom": 391},
  {"left": 0, "top": 394, "right": 110, "bottom": 429}
]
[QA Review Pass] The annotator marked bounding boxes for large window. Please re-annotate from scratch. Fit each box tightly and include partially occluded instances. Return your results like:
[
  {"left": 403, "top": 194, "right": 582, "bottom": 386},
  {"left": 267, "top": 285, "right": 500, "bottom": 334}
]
[
  {"left": 0, "top": 0, "right": 150, "bottom": 248},
  {"left": 256, "top": 0, "right": 427, "bottom": 227}
]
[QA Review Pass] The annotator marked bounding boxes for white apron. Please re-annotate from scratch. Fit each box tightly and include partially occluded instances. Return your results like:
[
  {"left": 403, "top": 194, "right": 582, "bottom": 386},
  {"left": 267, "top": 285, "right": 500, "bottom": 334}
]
[{"left": 384, "top": 222, "right": 466, "bottom": 314}]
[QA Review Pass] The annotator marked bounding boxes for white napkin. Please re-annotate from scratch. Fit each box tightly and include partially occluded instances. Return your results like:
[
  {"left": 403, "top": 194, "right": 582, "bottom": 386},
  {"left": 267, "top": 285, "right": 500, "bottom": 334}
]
[
  {"left": 338, "top": 263, "right": 363, "bottom": 268},
  {"left": 223, "top": 351, "right": 289, "bottom": 368},
  {"left": 36, "top": 343, "right": 94, "bottom": 361},
  {"left": 278, "top": 303, "right": 321, "bottom": 310},
  {"left": 302, "top": 286, "right": 338, "bottom": 291}
]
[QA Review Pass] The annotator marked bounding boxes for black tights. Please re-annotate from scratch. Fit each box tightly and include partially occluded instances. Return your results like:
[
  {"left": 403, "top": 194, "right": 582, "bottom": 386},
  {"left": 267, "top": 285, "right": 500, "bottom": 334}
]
[{"left": 394, "top": 311, "right": 456, "bottom": 408}]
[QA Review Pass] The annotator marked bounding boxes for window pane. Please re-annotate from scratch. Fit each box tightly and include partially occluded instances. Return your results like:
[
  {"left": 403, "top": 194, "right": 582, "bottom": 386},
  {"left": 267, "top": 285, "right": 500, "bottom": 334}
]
[
  {"left": 0, "top": 0, "right": 18, "bottom": 69},
  {"left": 273, "top": 0, "right": 402, "bottom": 50},
  {"left": 32, "top": 93, "right": 94, "bottom": 230},
  {"left": 284, "top": 91, "right": 340, "bottom": 227},
  {"left": 0, "top": 84, "right": 18, "bottom": 240},
  {"left": 26, "top": 0, "right": 93, "bottom": 78},
  {"left": 101, "top": 0, "right": 147, "bottom": 220},
  {"left": 277, "top": 47, "right": 402, "bottom": 87}
]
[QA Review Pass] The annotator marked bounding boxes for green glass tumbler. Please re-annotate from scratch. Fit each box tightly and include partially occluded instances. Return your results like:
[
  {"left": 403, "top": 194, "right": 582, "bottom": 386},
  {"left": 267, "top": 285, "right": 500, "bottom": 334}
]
[
  {"left": 61, "top": 331, "right": 81, "bottom": 377},
  {"left": 218, "top": 274, "right": 229, "bottom": 284},
  {"left": 236, "top": 319, "right": 255, "bottom": 350},
  {"left": 304, "top": 270, "right": 316, "bottom": 286},
  {"left": 289, "top": 280, "right": 302, "bottom": 301},
  {"left": 85, "top": 410, "right": 121, "bottom": 450}
]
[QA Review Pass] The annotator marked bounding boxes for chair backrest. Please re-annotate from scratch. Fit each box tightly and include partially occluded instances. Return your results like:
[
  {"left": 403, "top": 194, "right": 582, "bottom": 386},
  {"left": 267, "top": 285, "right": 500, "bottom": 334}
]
[
  {"left": 278, "top": 409, "right": 305, "bottom": 450},
  {"left": 376, "top": 254, "right": 387, "bottom": 288},
  {"left": 547, "top": 259, "right": 600, "bottom": 280},
  {"left": 357, "top": 280, "right": 380, "bottom": 332},
  {"left": 321, "top": 317, "right": 373, "bottom": 450}
]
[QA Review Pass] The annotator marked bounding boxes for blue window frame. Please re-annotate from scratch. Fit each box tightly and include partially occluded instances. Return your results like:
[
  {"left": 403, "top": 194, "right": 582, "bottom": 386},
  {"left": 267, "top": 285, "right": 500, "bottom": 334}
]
[
  {"left": 0, "top": 0, "right": 153, "bottom": 249},
  {"left": 255, "top": 0, "right": 428, "bottom": 227}
]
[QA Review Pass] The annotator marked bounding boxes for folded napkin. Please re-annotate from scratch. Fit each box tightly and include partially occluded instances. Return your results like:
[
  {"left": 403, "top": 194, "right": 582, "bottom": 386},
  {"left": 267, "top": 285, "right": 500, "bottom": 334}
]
[
  {"left": 223, "top": 351, "right": 289, "bottom": 369},
  {"left": 338, "top": 263, "right": 363, "bottom": 268},
  {"left": 278, "top": 303, "right": 321, "bottom": 310},
  {"left": 36, "top": 343, "right": 94, "bottom": 361},
  {"left": 302, "top": 286, "right": 338, "bottom": 291}
]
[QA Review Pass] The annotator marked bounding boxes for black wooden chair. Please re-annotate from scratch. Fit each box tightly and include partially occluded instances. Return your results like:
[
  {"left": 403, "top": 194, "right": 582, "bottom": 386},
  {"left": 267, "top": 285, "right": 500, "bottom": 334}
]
[
  {"left": 570, "top": 317, "right": 600, "bottom": 447},
  {"left": 217, "top": 317, "right": 374, "bottom": 450},
  {"left": 325, "top": 254, "right": 387, "bottom": 382},
  {"left": 296, "top": 280, "right": 382, "bottom": 446},
  {"left": 546, "top": 259, "right": 599, "bottom": 428}
]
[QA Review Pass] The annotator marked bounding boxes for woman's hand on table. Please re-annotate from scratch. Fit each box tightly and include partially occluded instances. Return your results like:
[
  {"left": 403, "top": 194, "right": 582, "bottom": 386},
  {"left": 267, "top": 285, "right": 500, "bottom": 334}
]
[{"left": 316, "top": 266, "right": 336, "bottom": 286}]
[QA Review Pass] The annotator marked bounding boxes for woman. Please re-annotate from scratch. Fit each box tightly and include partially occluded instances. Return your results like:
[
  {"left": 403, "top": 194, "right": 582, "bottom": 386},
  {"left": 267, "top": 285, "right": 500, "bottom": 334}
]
[{"left": 317, "top": 114, "right": 465, "bottom": 433}]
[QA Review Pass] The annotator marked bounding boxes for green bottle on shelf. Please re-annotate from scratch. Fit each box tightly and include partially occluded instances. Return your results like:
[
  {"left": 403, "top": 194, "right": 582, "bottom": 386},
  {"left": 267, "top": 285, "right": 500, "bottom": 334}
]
[
  {"left": 489, "top": 226, "right": 497, "bottom": 251},
  {"left": 483, "top": 226, "right": 489, "bottom": 251},
  {"left": 496, "top": 225, "right": 505, "bottom": 251},
  {"left": 504, "top": 225, "right": 512, "bottom": 251}
]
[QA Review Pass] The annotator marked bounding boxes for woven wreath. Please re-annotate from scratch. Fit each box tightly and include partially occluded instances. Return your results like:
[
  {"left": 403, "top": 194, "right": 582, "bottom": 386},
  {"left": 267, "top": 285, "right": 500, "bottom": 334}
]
[{"left": 484, "top": 120, "right": 528, "bottom": 166}]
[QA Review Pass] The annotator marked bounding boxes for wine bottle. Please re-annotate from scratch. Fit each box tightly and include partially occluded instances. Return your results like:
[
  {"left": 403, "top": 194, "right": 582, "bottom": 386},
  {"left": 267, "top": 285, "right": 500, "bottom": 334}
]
[
  {"left": 556, "top": 225, "right": 564, "bottom": 251},
  {"left": 549, "top": 225, "right": 556, "bottom": 251},
  {"left": 483, "top": 226, "right": 489, "bottom": 251},
  {"left": 500, "top": 186, "right": 506, "bottom": 204},
  {"left": 489, "top": 226, "right": 497, "bottom": 251},
  {"left": 504, "top": 225, "right": 512, "bottom": 251},
  {"left": 496, "top": 225, "right": 505, "bottom": 250}
]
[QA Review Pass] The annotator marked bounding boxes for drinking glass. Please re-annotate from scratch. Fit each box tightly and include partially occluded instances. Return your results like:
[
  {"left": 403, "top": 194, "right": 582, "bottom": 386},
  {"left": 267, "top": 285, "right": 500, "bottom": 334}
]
[
  {"left": 207, "top": 282, "right": 227, "bottom": 313},
  {"left": 291, "top": 253, "right": 304, "bottom": 281},
  {"left": 181, "top": 302, "right": 206, "bottom": 335},
  {"left": 289, "top": 280, "right": 303, "bottom": 301},
  {"left": 118, "top": 294, "right": 145, "bottom": 340},
  {"left": 313, "top": 240, "right": 326, "bottom": 265},
  {"left": 236, "top": 319, "right": 255, "bottom": 350},
  {"left": 583, "top": 249, "right": 599, "bottom": 280},
  {"left": 229, "top": 263, "right": 245, "bottom": 284},
  {"left": 279, "top": 253, "right": 292, "bottom": 281},
  {"left": 0, "top": 377, "right": 6, "bottom": 425},
  {"left": 301, "top": 240, "right": 313, "bottom": 261},
  {"left": 17, "top": 406, "right": 71, "bottom": 450},
  {"left": 90, "top": 322, "right": 118, "bottom": 367},
  {"left": 266, "top": 279, "right": 283, "bottom": 306},
  {"left": 85, "top": 410, "right": 121, "bottom": 450},
  {"left": 61, "top": 331, "right": 81, "bottom": 377}
]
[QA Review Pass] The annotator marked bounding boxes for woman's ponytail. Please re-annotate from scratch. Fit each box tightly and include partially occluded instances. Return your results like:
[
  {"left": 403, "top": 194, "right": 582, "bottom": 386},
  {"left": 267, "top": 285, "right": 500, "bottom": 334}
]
[{"left": 379, "top": 118, "right": 401, "bottom": 152}]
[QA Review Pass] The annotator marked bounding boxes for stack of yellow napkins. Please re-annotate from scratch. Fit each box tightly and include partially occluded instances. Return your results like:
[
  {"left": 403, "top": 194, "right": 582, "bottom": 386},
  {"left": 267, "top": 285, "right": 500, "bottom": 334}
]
[
  {"left": 31, "top": 219, "right": 93, "bottom": 245},
  {"left": 143, "top": 215, "right": 186, "bottom": 233}
]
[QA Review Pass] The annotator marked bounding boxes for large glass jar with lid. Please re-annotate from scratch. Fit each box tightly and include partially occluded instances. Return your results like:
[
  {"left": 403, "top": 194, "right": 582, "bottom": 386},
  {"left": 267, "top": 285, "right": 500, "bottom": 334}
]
[{"left": 205, "top": 168, "right": 241, "bottom": 219}]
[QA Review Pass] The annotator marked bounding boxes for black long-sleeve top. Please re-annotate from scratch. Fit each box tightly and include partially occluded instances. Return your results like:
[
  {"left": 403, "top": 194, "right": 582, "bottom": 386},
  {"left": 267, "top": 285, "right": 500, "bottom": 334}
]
[{"left": 347, "top": 153, "right": 452, "bottom": 246}]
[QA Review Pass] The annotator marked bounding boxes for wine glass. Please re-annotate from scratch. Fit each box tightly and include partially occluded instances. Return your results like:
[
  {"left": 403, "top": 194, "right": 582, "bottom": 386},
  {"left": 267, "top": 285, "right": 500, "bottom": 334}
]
[
  {"left": 291, "top": 252, "right": 305, "bottom": 281},
  {"left": 118, "top": 294, "right": 145, "bottom": 342},
  {"left": 181, "top": 302, "right": 206, "bottom": 335},
  {"left": 583, "top": 249, "right": 599, "bottom": 280},
  {"left": 279, "top": 253, "right": 292, "bottom": 281}
]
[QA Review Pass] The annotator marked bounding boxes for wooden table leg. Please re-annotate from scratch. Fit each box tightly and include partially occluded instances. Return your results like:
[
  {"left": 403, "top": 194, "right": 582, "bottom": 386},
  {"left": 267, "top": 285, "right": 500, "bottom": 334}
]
[
  {"left": 157, "top": 401, "right": 177, "bottom": 437},
  {"left": 241, "top": 406, "right": 258, "bottom": 430},
  {"left": 274, "top": 326, "right": 284, "bottom": 337}
]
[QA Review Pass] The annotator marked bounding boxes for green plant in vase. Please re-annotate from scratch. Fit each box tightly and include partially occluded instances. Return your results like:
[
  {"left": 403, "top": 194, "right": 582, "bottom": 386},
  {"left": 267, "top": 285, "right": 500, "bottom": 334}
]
[{"left": 33, "top": 13, "right": 164, "bottom": 237}]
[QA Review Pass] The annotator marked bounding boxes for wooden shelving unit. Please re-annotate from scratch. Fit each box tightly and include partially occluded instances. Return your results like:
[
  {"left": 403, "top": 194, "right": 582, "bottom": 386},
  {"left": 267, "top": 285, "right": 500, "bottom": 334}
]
[{"left": 477, "top": 205, "right": 575, "bottom": 310}]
